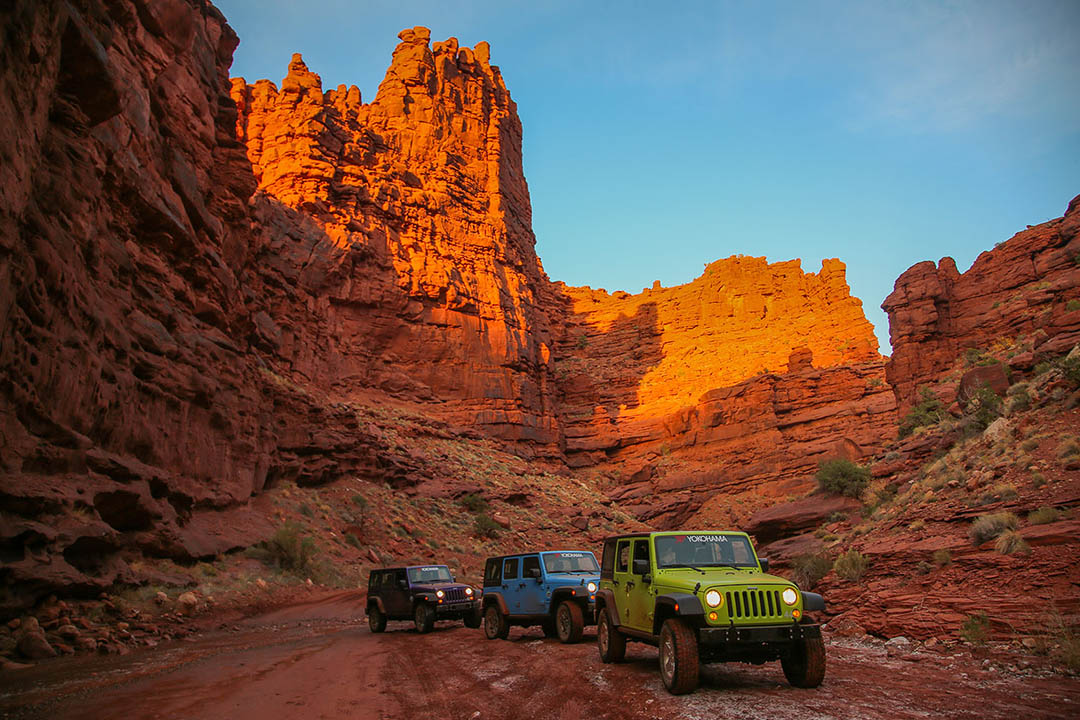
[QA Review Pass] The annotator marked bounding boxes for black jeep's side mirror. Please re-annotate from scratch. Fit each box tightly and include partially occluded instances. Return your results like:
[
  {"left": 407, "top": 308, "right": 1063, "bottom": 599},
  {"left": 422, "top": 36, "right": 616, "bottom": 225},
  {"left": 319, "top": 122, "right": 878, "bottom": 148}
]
[
  {"left": 759, "top": 558, "right": 770, "bottom": 573},
  {"left": 632, "top": 558, "right": 650, "bottom": 576}
]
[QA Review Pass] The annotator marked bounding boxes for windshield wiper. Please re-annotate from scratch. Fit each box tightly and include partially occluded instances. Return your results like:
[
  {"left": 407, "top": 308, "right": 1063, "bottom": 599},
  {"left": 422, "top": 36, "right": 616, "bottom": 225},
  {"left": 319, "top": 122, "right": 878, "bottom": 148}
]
[
  {"left": 666, "top": 563, "right": 705, "bottom": 574},
  {"left": 700, "top": 563, "right": 741, "bottom": 569}
]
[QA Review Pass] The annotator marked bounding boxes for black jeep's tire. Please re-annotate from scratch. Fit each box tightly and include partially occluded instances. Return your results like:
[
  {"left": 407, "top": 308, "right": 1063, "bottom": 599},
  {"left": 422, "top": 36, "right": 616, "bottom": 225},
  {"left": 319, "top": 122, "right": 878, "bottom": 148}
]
[
  {"left": 781, "top": 633, "right": 826, "bottom": 688},
  {"left": 464, "top": 607, "right": 483, "bottom": 629},
  {"left": 556, "top": 601, "right": 584, "bottom": 644},
  {"left": 596, "top": 610, "right": 626, "bottom": 663},
  {"left": 484, "top": 604, "right": 509, "bottom": 640},
  {"left": 413, "top": 602, "right": 434, "bottom": 634},
  {"left": 659, "top": 618, "right": 699, "bottom": 695},
  {"left": 541, "top": 618, "right": 558, "bottom": 638},
  {"left": 368, "top": 605, "right": 386, "bottom": 633}
]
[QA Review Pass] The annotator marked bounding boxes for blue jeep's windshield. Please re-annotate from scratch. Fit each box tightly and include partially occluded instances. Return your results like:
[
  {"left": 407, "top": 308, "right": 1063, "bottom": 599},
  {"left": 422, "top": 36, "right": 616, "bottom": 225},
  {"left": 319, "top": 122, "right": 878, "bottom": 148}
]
[
  {"left": 542, "top": 552, "right": 599, "bottom": 574},
  {"left": 407, "top": 566, "right": 453, "bottom": 584},
  {"left": 654, "top": 534, "right": 758, "bottom": 569}
]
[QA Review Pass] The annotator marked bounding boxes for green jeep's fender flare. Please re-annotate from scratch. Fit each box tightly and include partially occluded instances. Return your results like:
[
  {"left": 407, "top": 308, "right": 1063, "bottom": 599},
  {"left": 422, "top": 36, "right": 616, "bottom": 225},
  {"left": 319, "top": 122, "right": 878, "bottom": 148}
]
[
  {"left": 595, "top": 589, "right": 620, "bottom": 626},
  {"left": 801, "top": 591, "right": 826, "bottom": 612},
  {"left": 482, "top": 592, "right": 509, "bottom": 616},
  {"left": 652, "top": 593, "right": 705, "bottom": 634}
]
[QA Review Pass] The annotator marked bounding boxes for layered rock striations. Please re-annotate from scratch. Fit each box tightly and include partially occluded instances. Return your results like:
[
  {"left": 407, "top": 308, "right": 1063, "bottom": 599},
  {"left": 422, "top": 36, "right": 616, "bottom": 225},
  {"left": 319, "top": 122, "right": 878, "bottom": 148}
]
[{"left": 884, "top": 197, "right": 1080, "bottom": 412}]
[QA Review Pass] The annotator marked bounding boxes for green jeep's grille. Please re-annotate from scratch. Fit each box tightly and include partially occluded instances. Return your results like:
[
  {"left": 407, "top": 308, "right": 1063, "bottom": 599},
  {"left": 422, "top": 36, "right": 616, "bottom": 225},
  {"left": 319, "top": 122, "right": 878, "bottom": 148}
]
[{"left": 726, "top": 589, "right": 783, "bottom": 620}]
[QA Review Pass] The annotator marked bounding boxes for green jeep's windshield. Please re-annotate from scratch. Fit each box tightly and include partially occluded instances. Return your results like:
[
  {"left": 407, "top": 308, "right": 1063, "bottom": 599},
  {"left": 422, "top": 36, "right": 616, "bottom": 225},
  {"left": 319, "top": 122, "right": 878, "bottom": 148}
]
[
  {"left": 542, "top": 552, "right": 599, "bottom": 574},
  {"left": 408, "top": 566, "right": 453, "bottom": 584},
  {"left": 654, "top": 534, "right": 758, "bottom": 569}
]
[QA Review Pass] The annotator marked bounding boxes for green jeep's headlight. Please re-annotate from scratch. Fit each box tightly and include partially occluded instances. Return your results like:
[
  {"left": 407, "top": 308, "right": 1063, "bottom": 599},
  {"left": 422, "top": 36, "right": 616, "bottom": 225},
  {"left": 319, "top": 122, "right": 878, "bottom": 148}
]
[
  {"left": 705, "top": 590, "right": 723, "bottom": 608},
  {"left": 782, "top": 587, "right": 798, "bottom": 606},
  {"left": 587, "top": 582, "right": 597, "bottom": 593}
]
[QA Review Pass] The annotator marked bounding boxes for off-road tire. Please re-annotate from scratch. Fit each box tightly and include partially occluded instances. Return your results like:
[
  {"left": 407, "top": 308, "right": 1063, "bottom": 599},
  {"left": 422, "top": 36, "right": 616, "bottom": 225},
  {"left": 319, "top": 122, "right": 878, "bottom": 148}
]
[
  {"left": 413, "top": 602, "right": 434, "bottom": 634},
  {"left": 596, "top": 609, "right": 626, "bottom": 663},
  {"left": 368, "top": 605, "right": 386, "bottom": 633},
  {"left": 484, "top": 604, "right": 509, "bottom": 640},
  {"left": 781, "top": 634, "right": 826, "bottom": 688},
  {"left": 659, "top": 618, "right": 699, "bottom": 695},
  {"left": 556, "top": 600, "right": 584, "bottom": 644},
  {"left": 541, "top": 618, "right": 558, "bottom": 638},
  {"left": 464, "top": 607, "right": 482, "bottom": 629}
]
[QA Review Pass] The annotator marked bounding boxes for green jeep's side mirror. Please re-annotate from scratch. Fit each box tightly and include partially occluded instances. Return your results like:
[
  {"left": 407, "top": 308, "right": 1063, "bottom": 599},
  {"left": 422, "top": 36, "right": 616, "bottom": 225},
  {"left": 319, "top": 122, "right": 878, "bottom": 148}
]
[
  {"left": 759, "top": 558, "right": 770, "bottom": 573},
  {"left": 632, "top": 558, "right": 650, "bottom": 576}
]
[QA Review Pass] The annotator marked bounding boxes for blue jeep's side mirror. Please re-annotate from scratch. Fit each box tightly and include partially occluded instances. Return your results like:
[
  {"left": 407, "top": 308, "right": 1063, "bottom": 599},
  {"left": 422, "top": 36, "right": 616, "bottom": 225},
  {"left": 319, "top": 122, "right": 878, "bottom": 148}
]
[{"left": 528, "top": 567, "right": 542, "bottom": 580}]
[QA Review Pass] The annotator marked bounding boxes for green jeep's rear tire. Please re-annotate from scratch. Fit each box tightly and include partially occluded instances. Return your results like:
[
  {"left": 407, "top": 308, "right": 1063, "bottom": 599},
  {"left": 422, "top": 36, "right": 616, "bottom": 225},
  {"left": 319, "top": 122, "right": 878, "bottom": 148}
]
[
  {"left": 464, "top": 607, "right": 482, "bottom": 629},
  {"left": 597, "top": 609, "right": 626, "bottom": 663},
  {"left": 781, "top": 634, "right": 826, "bottom": 688},
  {"left": 659, "top": 618, "right": 699, "bottom": 695},
  {"left": 556, "top": 600, "right": 584, "bottom": 644},
  {"left": 413, "top": 602, "right": 434, "bottom": 634},
  {"left": 484, "top": 604, "right": 509, "bottom": 640},
  {"left": 368, "top": 605, "right": 386, "bottom": 633}
]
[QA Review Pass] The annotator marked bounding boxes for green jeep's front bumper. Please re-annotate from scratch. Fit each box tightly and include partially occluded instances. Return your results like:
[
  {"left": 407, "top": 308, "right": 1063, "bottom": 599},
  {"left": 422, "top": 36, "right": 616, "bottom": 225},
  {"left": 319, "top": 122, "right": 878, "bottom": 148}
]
[{"left": 699, "top": 622, "right": 820, "bottom": 647}]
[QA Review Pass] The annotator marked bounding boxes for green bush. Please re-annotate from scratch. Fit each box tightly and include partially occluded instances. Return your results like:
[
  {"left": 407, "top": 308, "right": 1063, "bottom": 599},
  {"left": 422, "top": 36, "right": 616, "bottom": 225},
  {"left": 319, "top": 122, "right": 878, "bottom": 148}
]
[
  {"left": 932, "top": 549, "right": 952, "bottom": 567},
  {"left": 816, "top": 459, "right": 871, "bottom": 498},
  {"left": 345, "top": 532, "right": 363, "bottom": 549},
  {"left": 1028, "top": 507, "right": 1061, "bottom": 524},
  {"left": 961, "top": 612, "right": 990, "bottom": 645},
  {"left": 1031, "top": 471, "right": 1048, "bottom": 488},
  {"left": 1067, "top": 299, "right": 1080, "bottom": 312},
  {"left": 253, "top": 522, "right": 318, "bottom": 574},
  {"left": 351, "top": 493, "right": 368, "bottom": 508},
  {"left": 473, "top": 514, "right": 501, "bottom": 539},
  {"left": 969, "top": 512, "right": 1018, "bottom": 544},
  {"left": 976, "top": 483, "right": 1017, "bottom": 506},
  {"left": 832, "top": 549, "right": 869, "bottom": 582},
  {"left": 964, "top": 384, "right": 1002, "bottom": 434},
  {"left": 1064, "top": 355, "right": 1080, "bottom": 389},
  {"left": 459, "top": 493, "right": 490, "bottom": 513},
  {"left": 299, "top": 503, "right": 314, "bottom": 517},
  {"left": 899, "top": 387, "right": 946, "bottom": 437},
  {"left": 790, "top": 553, "right": 832, "bottom": 589},
  {"left": 994, "top": 529, "right": 1030, "bottom": 555},
  {"left": 1007, "top": 385, "right": 1032, "bottom": 414}
]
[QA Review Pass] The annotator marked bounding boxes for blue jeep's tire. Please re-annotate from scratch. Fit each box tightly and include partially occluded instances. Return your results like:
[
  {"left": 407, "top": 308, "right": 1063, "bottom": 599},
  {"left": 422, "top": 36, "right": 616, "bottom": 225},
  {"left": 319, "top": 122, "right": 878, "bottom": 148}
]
[
  {"left": 556, "top": 600, "right": 584, "bottom": 644},
  {"left": 484, "top": 604, "right": 509, "bottom": 640},
  {"left": 597, "top": 609, "right": 626, "bottom": 663}
]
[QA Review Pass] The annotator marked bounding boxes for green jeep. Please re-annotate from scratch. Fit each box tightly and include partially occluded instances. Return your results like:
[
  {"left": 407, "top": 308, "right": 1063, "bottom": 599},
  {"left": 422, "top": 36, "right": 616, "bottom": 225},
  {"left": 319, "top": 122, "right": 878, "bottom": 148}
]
[{"left": 596, "top": 531, "right": 826, "bottom": 694}]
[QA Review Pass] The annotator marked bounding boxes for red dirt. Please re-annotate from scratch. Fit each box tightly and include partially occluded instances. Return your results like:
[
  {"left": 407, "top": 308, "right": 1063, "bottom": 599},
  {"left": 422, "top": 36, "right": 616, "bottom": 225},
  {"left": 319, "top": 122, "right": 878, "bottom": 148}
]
[{"left": 2, "top": 591, "right": 1076, "bottom": 720}]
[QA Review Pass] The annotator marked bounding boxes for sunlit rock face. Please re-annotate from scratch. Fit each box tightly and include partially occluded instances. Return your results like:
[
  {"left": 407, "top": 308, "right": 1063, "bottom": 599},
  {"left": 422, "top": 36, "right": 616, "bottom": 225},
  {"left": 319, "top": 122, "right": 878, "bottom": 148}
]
[{"left": 883, "top": 196, "right": 1080, "bottom": 413}]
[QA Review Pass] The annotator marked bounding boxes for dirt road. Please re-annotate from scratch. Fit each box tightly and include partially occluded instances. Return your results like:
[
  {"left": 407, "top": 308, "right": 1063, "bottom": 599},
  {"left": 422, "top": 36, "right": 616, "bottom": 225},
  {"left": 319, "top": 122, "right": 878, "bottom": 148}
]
[{"left": 1, "top": 591, "right": 1077, "bottom": 720}]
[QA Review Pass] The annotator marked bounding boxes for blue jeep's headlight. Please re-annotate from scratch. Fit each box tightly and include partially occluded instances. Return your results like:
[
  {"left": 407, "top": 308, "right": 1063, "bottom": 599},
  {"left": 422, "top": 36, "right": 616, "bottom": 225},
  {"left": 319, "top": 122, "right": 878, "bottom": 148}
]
[{"left": 587, "top": 582, "right": 597, "bottom": 593}]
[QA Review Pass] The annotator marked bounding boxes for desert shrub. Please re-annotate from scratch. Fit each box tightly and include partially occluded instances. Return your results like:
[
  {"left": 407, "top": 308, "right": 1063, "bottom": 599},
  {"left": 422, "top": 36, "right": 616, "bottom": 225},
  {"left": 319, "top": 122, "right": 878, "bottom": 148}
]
[
  {"left": 576, "top": 334, "right": 589, "bottom": 350},
  {"left": 1064, "top": 355, "right": 1080, "bottom": 388},
  {"left": 473, "top": 514, "right": 501, "bottom": 539},
  {"left": 299, "top": 503, "right": 314, "bottom": 517},
  {"left": 345, "top": 532, "right": 362, "bottom": 549},
  {"left": 351, "top": 493, "right": 368, "bottom": 508},
  {"left": 1067, "top": 299, "right": 1080, "bottom": 312},
  {"left": 994, "top": 529, "right": 1030, "bottom": 555},
  {"left": 932, "top": 549, "right": 952, "bottom": 567},
  {"left": 1042, "top": 610, "right": 1080, "bottom": 672},
  {"left": 899, "top": 387, "right": 946, "bottom": 437},
  {"left": 1031, "top": 471, "right": 1048, "bottom": 488},
  {"left": 1007, "top": 385, "right": 1032, "bottom": 414},
  {"left": 827, "top": 511, "right": 847, "bottom": 523},
  {"left": 252, "top": 522, "right": 318, "bottom": 574},
  {"left": 1020, "top": 438, "right": 1040, "bottom": 452},
  {"left": 816, "top": 459, "right": 870, "bottom": 498},
  {"left": 833, "top": 549, "right": 869, "bottom": 582},
  {"left": 861, "top": 479, "right": 896, "bottom": 510},
  {"left": 976, "top": 483, "right": 1017, "bottom": 506},
  {"left": 1059, "top": 440, "right": 1080, "bottom": 459},
  {"left": 459, "top": 493, "right": 490, "bottom": 513},
  {"left": 964, "top": 385, "right": 1003, "bottom": 434},
  {"left": 961, "top": 612, "right": 990, "bottom": 645},
  {"left": 908, "top": 519, "right": 926, "bottom": 531},
  {"left": 969, "top": 512, "right": 1018, "bottom": 544},
  {"left": 1028, "top": 507, "right": 1061, "bottom": 524},
  {"left": 791, "top": 553, "right": 832, "bottom": 589},
  {"left": 1033, "top": 361, "right": 1053, "bottom": 377},
  {"left": 915, "top": 561, "right": 933, "bottom": 575}
]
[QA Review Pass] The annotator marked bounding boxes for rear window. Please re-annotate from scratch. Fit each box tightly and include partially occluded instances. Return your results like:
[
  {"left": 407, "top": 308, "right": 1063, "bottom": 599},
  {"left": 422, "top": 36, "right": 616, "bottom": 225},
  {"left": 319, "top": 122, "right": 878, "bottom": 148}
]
[
  {"left": 503, "top": 558, "right": 519, "bottom": 580},
  {"left": 484, "top": 558, "right": 502, "bottom": 586},
  {"left": 601, "top": 541, "right": 616, "bottom": 579}
]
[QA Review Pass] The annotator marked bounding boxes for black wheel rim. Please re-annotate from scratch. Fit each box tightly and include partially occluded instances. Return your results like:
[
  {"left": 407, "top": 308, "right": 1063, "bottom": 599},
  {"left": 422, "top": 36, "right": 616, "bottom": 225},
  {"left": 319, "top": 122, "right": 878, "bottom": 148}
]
[{"left": 558, "top": 604, "right": 570, "bottom": 638}]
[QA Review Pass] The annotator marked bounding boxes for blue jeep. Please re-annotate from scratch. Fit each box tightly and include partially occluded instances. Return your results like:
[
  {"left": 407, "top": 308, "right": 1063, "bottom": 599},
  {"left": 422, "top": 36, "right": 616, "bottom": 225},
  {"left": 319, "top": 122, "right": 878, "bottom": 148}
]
[{"left": 480, "top": 550, "right": 600, "bottom": 643}]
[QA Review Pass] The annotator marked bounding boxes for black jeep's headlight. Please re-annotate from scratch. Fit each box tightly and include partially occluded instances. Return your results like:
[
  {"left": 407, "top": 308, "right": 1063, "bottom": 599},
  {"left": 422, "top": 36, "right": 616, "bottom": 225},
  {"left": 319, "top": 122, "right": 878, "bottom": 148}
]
[
  {"left": 465, "top": 587, "right": 473, "bottom": 596},
  {"left": 436, "top": 590, "right": 445, "bottom": 599}
]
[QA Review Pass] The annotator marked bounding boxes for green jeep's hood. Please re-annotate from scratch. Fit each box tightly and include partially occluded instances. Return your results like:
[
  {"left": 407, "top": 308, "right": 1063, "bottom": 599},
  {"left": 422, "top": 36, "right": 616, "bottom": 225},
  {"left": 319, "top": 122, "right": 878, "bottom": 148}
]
[{"left": 653, "top": 567, "right": 796, "bottom": 591}]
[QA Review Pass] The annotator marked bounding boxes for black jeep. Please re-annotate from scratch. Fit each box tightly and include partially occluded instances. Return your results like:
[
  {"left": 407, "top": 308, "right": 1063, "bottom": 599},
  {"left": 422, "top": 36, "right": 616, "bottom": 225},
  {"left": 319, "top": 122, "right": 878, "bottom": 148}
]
[{"left": 366, "top": 565, "right": 482, "bottom": 633}]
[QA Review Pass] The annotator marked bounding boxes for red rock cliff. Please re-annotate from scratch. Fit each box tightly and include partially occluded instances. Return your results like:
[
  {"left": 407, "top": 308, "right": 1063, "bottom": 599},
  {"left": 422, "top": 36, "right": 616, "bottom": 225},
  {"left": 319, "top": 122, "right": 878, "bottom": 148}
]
[{"left": 884, "top": 197, "right": 1080, "bottom": 412}]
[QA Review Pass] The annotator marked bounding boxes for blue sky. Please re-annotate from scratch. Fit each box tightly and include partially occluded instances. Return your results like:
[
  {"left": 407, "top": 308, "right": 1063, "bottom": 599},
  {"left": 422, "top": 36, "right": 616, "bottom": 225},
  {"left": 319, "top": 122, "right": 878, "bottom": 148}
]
[{"left": 217, "top": 0, "right": 1080, "bottom": 353}]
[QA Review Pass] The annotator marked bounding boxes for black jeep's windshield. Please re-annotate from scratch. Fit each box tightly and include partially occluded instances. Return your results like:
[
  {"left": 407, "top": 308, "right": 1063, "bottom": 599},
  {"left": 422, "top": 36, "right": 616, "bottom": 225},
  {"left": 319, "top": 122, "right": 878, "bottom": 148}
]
[
  {"left": 407, "top": 566, "right": 453, "bottom": 584},
  {"left": 542, "top": 552, "right": 599, "bottom": 574},
  {"left": 654, "top": 534, "right": 758, "bottom": 569}
]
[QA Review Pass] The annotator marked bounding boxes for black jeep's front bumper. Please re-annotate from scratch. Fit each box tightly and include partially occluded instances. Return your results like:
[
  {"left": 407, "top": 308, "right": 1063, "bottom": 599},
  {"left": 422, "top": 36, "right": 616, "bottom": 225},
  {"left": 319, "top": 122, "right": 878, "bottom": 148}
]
[
  {"left": 699, "top": 622, "right": 821, "bottom": 647},
  {"left": 433, "top": 599, "right": 481, "bottom": 619}
]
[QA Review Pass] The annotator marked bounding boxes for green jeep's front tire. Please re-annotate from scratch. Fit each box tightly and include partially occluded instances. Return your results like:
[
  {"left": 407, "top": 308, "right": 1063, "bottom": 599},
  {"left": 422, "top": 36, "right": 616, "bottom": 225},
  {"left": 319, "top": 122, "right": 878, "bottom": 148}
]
[
  {"left": 659, "top": 618, "right": 699, "bottom": 695},
  {"left": 413, "top": 602, "right": 434, "bottom": 634},
  {"left": 484, "top": 604, "right": 509, "bottom": 640},
  {"left": 464, "top": 607, "right": 483, "bottom": 629},
  {"left": 597, "top": 610, "right": 626, "bottom": 663},
  {"left": 781, "top": 634, "right": 826, "bottom": 688},
  {"left": 368, "top": 605, "right": 386, "bottom": 633},
  {"left": 556, "top": 600, "right": 584, "bottom": 644}
]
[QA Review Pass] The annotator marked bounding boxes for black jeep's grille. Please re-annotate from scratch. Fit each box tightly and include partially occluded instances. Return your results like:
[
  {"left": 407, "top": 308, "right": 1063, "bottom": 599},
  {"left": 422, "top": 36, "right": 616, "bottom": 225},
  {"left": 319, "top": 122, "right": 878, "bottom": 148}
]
[
  {"left": 725, "top": 589, "right": 783, "bottom": 620},
  {"left": 443, "top": 587, "right": 469, "bottom": 604}
]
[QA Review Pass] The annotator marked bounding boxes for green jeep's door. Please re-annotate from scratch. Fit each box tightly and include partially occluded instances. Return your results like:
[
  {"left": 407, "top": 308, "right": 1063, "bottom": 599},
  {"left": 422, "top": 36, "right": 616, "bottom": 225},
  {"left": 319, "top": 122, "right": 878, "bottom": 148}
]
[{"left": 627, "top": 538, "right": 655, "bottom": 630}]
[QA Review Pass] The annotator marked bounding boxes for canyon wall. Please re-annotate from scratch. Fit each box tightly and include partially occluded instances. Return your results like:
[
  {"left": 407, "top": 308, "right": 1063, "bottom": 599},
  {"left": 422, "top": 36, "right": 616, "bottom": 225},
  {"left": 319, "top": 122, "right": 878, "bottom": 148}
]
[{"left": 884, "top": 197, "right": 1080, "bottom": 412}]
